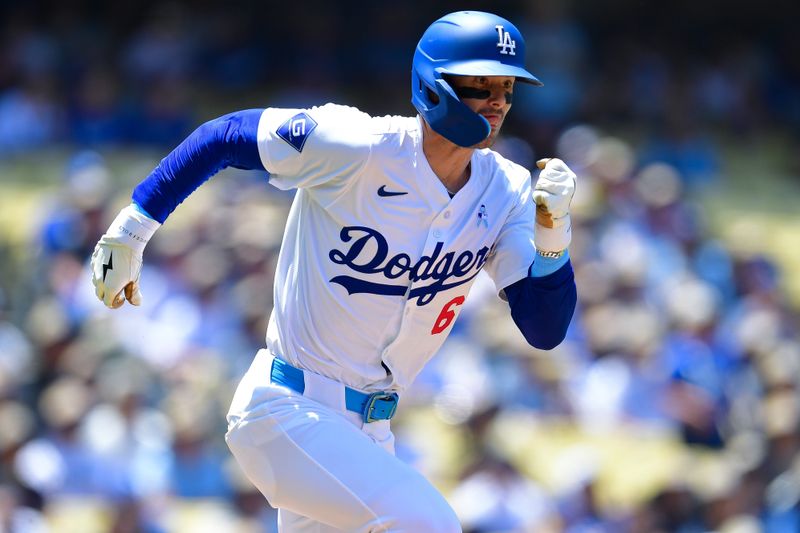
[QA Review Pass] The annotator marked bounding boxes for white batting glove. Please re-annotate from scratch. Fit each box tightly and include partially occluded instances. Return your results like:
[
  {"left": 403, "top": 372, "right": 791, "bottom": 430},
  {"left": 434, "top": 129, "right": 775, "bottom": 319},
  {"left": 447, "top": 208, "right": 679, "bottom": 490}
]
[
  {"left": 91, "top": 204, "right": 160, "bottom": 309},
  {"left": 533, "top": 158, "right": 576, "bottom": 252}
]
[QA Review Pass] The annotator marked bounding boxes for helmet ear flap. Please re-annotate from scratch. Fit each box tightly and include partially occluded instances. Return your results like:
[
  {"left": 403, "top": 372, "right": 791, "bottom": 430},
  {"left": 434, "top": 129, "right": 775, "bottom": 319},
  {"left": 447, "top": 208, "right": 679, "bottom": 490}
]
[
  {"left": 411, "top": 68, "right": 490, "bottom": 147},
  {"left": 429, "top": 77, "right": 490, "bottom": 147}
]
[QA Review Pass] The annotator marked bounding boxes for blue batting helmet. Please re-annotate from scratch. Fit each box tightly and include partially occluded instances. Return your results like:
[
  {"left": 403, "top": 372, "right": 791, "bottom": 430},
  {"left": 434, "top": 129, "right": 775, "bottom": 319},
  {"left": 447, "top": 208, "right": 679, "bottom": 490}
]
[{"left": 411, "top": 11, "right": 542, "bottom": 147}]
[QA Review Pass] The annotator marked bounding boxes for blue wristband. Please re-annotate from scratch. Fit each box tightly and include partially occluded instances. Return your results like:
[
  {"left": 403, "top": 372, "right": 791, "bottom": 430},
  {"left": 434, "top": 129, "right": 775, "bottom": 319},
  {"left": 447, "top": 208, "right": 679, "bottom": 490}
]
[{"left": 529, "top": 249, "right": 570, "bottom": 277}]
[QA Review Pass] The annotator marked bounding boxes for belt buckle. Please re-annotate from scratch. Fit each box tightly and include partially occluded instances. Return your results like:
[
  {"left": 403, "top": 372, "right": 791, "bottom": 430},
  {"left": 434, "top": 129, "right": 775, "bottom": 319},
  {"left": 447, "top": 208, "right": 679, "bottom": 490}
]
[{"left": 363, "top": 391, "right": 399, "bottom": 423}]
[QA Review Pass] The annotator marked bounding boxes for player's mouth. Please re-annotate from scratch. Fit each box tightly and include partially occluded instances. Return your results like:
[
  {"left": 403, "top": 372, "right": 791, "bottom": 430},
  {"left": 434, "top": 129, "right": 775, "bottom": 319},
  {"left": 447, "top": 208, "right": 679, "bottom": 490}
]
[{"left": 482, "top": 113, "right": 502, "bottom": 128}]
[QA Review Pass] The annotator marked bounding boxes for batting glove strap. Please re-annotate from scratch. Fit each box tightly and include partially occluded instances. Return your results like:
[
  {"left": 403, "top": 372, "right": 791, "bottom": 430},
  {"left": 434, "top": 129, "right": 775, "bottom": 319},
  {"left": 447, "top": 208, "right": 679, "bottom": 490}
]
[
  {"left": 535, "top": 215, "right": 572, "bottom": 253},
  {"left": 103, "top": 204, "right": 161, "bottom": 255}
]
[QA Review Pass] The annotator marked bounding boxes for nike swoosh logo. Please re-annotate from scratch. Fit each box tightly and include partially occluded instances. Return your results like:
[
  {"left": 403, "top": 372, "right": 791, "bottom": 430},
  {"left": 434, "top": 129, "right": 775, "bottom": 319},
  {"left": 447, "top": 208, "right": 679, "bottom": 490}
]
[{"left": 377, "top": 185, "right": 407, "bottom": 197}]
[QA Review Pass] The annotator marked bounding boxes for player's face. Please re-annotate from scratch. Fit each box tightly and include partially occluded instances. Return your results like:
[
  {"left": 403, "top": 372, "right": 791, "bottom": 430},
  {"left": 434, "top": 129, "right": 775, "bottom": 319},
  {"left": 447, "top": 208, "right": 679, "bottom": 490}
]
[{"left": 449, "top": 75, "right": 515, "bottom": 149}]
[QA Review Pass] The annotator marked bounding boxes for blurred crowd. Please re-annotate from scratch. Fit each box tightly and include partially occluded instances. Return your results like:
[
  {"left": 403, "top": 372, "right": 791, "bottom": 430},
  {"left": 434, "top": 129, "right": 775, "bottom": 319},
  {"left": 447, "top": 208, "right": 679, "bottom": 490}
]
[
  {"left": 2, "top": 1, "right": 800, "bottom": 532},
  {"left": 2, "top": 1, "right": 800, "bottom": 158}
]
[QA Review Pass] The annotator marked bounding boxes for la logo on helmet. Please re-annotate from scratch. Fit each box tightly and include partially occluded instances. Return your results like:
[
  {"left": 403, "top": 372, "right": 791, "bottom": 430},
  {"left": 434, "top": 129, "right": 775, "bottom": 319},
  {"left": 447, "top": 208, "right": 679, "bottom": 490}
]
[{"left": 495, "top": 25, "right": 516, "bottom": 56}]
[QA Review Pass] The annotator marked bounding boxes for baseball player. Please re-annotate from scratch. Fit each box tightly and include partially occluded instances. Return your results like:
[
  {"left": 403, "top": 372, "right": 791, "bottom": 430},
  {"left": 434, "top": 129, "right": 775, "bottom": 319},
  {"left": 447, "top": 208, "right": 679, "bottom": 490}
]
[{"left": 91, "top": 11, "right": 577, "bottom": 532}]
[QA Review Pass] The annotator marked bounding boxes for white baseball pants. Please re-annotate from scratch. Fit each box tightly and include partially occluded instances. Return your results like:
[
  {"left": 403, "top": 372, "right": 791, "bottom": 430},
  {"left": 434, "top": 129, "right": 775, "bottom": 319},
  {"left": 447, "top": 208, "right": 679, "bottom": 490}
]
[{"left": 225, "top": 350, "right": 461, "bottom": 532}]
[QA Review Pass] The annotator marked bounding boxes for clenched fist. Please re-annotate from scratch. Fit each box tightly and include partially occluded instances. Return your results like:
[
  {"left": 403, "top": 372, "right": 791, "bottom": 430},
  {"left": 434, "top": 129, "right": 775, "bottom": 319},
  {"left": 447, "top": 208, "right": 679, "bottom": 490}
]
[
  {"left": 533, "top": 158, "right": 576, "bottom": 252},
  {"left": 91, "top": 240, "right": 143, "bottom": 308},
  {"left": 91, "top": 204, "right": 160, "bottom": 309}
]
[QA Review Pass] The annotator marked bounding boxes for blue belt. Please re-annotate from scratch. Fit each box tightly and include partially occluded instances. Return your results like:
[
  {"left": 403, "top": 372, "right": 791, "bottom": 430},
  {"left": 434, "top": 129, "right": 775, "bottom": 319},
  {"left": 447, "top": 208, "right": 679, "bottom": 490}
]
[{"left": 270, "top": 357, "right": 399, "bottom": 423}]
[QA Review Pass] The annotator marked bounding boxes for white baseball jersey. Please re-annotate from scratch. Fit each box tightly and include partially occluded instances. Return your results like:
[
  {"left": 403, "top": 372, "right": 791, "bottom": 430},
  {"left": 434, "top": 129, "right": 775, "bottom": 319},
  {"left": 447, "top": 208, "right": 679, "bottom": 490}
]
[{"left": 255, "top": 103, "right": 536, "bottom": 392}]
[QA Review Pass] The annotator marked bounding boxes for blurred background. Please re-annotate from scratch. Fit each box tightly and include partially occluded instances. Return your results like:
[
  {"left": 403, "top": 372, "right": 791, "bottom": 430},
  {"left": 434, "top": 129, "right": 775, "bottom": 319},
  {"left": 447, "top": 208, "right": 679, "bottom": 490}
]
[{"left": 1, "top": 0, "right": 800, "bottom": 531}]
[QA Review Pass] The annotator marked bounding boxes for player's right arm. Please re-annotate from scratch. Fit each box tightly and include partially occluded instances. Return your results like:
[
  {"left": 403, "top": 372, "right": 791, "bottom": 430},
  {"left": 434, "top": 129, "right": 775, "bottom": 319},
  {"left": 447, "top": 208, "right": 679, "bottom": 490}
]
[
  {"left": 92, "top": 109, "right": 264, "bottom": 308},
  {"left": 91, "top": 105, "right": 370, "bottom": 309}
]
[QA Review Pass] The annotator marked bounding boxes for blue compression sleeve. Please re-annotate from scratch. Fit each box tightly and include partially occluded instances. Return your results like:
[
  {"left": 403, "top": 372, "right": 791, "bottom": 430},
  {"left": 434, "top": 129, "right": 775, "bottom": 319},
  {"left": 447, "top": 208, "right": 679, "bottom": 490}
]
[
  {"left": 503, "top": 258, "right": 577, "bottom": 350},
  {"left": 132, "top": 109, "right": 264, "bottom": 223}
]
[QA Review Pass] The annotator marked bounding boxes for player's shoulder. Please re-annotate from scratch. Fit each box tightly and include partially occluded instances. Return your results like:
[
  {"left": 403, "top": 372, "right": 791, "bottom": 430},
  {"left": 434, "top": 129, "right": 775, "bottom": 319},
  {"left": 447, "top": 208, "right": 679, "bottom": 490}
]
[
  {"left": 301, "top": 104, "right": 416, "bottom": 147},
  {"left": 259, "top": 103, "right": 419, "bottom": 170},
  {"left": 364, "top": 113, "right": 423, "bottom": 160},
  {"left": 474, "top": 147, "right": 532, "bottom": 193},
  {"left": 305, "top": 104, "right": 414, "bottom": 133},
  {"left": 259, "top": 103, "right": 373, "bottom": 158},
  {"left": 306, "top": 103, "right": 371, "bottom": 123},
  {"left": 305, "top": 103, "right": 373, "bottom": 139},
  {"left": 365, "top": 113, "right": 420, "bottom": 135}
]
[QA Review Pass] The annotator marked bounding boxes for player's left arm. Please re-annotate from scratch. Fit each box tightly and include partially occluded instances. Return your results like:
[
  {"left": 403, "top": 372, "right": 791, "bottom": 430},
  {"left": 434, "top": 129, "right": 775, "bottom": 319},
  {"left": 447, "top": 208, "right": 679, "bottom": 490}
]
[
  {"left": 503, "top": 253, "right": 576, "bottom": 350},
  {"left": 492, "top": 158, "right": 577, "bottom": 350}
]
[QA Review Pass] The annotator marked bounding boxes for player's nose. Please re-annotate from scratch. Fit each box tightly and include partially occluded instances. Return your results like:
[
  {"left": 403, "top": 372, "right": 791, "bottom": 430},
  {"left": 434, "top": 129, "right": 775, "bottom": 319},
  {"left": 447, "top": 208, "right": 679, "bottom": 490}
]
[{"left": 486, "top": 89, "right": 506, "bottom": 108}]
